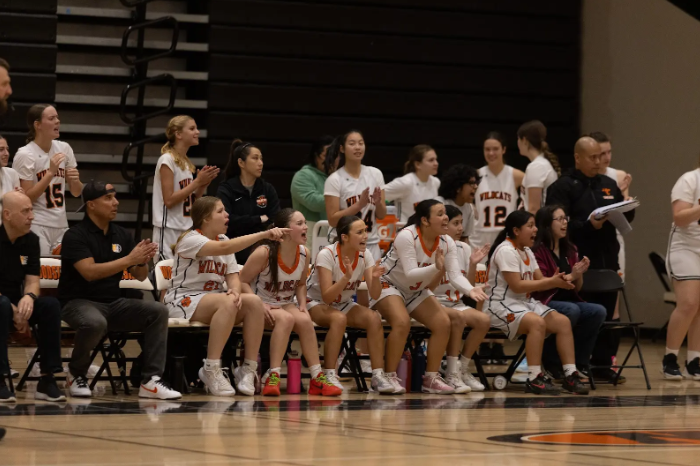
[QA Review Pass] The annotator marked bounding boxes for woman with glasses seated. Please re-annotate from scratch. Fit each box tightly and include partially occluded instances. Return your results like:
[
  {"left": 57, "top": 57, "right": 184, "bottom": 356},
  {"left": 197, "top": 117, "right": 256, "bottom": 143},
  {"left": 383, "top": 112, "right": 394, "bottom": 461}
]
[{"left": 531, "top": 205, "right": 606, "bottom": 381}]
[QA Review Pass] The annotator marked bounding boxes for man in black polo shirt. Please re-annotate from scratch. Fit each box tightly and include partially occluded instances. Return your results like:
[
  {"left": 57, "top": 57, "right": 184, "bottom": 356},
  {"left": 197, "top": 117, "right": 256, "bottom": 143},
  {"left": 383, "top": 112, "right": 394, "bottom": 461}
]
[
  {"left": 58, "top": 181, "right": 181, "bottom": 400},
  {"left": 546, "top": 136, "right": 636, "bottom": 383},
  {"left": 0, "top": 191, "right": 64, "bottom": 402}
]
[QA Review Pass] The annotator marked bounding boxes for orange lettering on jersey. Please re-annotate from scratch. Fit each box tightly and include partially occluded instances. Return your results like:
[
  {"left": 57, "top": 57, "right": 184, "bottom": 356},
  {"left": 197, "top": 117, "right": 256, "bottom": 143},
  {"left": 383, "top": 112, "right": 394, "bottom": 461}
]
[
  {"left": 160, "top": 266, "right": 172, "bottom": 280},
  {"left": 346, "top": 195, "right": 358, "bottom": 206},
  {"left": 179, "top": 179, "right": 192, "bottom": 189},
  {"left": 521, "top": 271, "right": 533, "bottom": 281},
  {"left": 475, "top": 270, "right": 488, "bottom": 285},
  {"left": 122, "top": 270, "right": 135, "bottom": 280},
  {"left": 479, "top": 191, "right": 512, "bottom": 203},
  {"left": 439, "top": 270, "right": 466, "bottom": 286},
  {"left": 37, "top": 168, "right": 66, "bottom": 181},
  {"left": 198, "top": 260, "right": 228, "bottom": 276},
  {"left": 409, "top": 281, "right": 423, "bottom": 291},
  {"left": 40, "top": 265, "right": 61, "bottom": 280}
]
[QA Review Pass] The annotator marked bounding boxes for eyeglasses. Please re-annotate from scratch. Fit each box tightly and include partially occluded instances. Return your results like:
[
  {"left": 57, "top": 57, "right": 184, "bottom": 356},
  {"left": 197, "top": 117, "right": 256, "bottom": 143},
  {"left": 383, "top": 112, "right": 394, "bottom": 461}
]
[
  {"left": 553, "top": 216, "right": 569, "bottom": 223},
  {"left": 468, "top": 179, "right": 479, "bottom": 187}
]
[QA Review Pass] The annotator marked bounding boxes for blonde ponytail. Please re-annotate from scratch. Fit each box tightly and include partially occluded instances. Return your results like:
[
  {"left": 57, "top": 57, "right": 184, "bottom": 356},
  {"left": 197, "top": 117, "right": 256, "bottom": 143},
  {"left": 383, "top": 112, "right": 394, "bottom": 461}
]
[{"left": 162, "top": 115, "right": 196, "bottom": 173}]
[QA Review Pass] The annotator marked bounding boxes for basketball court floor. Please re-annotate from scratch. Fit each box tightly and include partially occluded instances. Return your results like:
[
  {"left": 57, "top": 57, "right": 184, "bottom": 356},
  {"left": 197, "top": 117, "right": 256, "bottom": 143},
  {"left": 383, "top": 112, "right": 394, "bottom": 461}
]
[{"left": 1, "top": 340, "right": 699, "bottom": 466}]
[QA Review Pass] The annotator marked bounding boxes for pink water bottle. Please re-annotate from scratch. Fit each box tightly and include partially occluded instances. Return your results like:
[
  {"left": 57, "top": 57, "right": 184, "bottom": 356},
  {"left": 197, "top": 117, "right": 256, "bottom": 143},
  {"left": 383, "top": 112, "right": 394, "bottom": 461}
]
[
  {"left": 397, "top": 354, "right": 409, "bottom": 390},
  {"left": 286, "top": 351, "right": 302, "bottom": 394}
]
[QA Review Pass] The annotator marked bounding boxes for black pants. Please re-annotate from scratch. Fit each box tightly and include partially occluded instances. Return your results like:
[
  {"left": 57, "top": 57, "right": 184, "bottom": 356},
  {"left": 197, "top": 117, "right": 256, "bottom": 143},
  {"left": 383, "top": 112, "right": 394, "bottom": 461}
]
[
  {"left": 0, "top": 295, "right": 63, "bottom": 375},
  {"left": 581, "top": 290, "right": 620, "bottom": 369}
]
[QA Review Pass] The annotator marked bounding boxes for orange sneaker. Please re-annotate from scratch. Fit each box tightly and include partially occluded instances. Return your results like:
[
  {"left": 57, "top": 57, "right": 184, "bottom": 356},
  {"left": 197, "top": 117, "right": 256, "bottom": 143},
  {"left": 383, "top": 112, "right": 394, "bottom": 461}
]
[
  {"left": 262, "top": 371, "right": 281, "bottom": 396},
  {"left": 309, "top": 374, "right": 343, "bottom": 396}
]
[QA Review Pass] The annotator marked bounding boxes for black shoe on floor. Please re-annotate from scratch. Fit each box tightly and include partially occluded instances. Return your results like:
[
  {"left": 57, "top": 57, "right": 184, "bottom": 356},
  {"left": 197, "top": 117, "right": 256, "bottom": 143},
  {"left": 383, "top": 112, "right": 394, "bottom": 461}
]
[
  {"left": 686, "top": 357, "right": 700, "bottom": 380},
  {"left": 562, "top": 372, "right": 590, "bottom": 395},
  {"left": 490, "top": 343, "right": 507, "bottom": 365},
  {"left": 578, "top": 366, "right": 591, "bottom": 383},
  {"left": 0, "top": 379, "right": 16, "bottom": 403},
  {"left": 592, "top": 367, "right": 627, "bottom": 384},
  {"left": 525, "top": 373, "right": 561, "bottom": 395},
  {"left": 478, "top": 343, "right": 492, "bottom": 364},
  {"left": 35, "top": 374, "right": 66, "bottom": 402},
  {"left": 545, "top": 366, "right": 566, "bottom": 382}
]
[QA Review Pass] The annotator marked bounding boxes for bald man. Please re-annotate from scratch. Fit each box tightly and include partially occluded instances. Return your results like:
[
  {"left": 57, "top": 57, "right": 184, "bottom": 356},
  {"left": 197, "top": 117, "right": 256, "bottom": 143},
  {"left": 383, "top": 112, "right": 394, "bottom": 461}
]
[
  {"left": 546, "top": 136, "right": 635, "bottom": 383},
  {"left": 0, "top": 191, "right": 64, "bottom": 402}
]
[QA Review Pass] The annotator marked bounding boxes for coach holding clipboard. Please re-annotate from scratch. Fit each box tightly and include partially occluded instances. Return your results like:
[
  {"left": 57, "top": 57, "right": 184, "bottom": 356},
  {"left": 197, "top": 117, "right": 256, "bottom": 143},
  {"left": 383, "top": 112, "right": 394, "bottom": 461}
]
[{"left": 546, "top": 136, "right": 636, "bottom": 384}]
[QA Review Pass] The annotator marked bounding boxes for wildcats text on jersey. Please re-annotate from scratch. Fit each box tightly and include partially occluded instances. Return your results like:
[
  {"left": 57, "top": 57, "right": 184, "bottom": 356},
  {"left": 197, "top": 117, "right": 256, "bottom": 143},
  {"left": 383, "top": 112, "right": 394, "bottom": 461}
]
[
  {"left": 480, "top": 191, "right": 512, "bottom": 202},
  {"left": 37, "top": 168, "right": 66, "bottom": 181},
  {"left": 264, "top": 280, "right": 299, "bottom": 293},
  {"left": 198, "top": 260, "right": 227, "bottom": 276},
  {"left": 345, "top": 195, "right": 377, "bottom": 207}
]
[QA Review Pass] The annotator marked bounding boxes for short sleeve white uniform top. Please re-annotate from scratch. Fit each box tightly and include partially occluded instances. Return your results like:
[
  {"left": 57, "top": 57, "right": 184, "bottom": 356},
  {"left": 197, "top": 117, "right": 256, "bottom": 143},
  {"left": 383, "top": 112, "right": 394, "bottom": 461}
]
[
  {"left": 324, "top": 165, "right": 385, "bottom": 247},
  {"left": 380, "top": 225, "right": 474, "bottom": 295},
  {"left": 0, "top": 167, "right": 20, "bottom": 224},
  {"left": 383, "top": 172, "right": 440, "bottom": 223},
  {"left": 486, "top": 239, "right": 539, "bottom": 304},
  {"left": 152, "top": 152, "right": 195, "bottom": 230},
  {"left": 306, "top": 242, "right": 375, "bottom": 306},
  {"left": 669, "top": 169, "right": 700, "bottom": 249},
  {"left": 12, "top": 140, "right": 77, "bottom": 228},
  {"left": 472, "top": 165, "right": 518, "bottom": 251},
  {"left": 252, "top": 244, "right": 308, "bottom": 305},
  {"left": 433, "top": 240, "right": 472, "bottom": 306},
  {"left": 165, "top": 230, "right": 240, "bottom": 304},
  {"left": 522, "top": 155, "right": 557, "bottom": 210},
  {"left": 436, "top": 196, "right": 475, "bottom": 239}
]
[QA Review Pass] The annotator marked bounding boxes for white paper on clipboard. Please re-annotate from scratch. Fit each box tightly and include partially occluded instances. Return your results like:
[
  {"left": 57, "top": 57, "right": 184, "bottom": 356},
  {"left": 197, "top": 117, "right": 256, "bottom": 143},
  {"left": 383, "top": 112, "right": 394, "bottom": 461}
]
[{"left": 587, "top": 199, "right": 640, "bottom": 235}]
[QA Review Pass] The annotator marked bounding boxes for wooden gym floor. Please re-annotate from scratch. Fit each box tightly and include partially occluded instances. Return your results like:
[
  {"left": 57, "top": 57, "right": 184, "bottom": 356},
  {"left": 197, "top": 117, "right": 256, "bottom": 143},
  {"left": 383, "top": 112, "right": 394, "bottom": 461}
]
[{"left": 2, "top": 339, "right": 700, "bottom": 466}]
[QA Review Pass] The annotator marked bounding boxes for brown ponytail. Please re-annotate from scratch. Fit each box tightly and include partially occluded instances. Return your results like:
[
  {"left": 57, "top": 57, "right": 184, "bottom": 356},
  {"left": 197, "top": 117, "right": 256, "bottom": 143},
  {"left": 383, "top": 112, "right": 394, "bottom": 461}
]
[
  {"left": 403, "top": 144, "right": 434, "bottom": 174},
  {"left": 171, "top": 196, "right": 221, "bottom": 254},
  {"left": 541, "top": 141, "right": 561, "bottom": 177},
  {"left": 517, "top": 120, "right": 561, "bottom": 176},
  {"left": 25, "top": 104, "right": 52, "bottom": 144}
]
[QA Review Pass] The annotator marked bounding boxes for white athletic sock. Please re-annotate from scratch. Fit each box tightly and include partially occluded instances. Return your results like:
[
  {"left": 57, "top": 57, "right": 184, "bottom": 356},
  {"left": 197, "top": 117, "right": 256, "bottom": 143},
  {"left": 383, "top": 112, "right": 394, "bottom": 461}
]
[
  {"left": 204, "top": 359, "right": 220, "bottom": 370},
  {"left": 310, "top": 364, "right": 322, "bottom": 379},
  {"left": 666, "top": 347, "right": 679, "bottom": 356},
  {"left": 563, "top": 364, "right": 577, "bottom": 377},
  {"left": 386, "top": 371, "right": 397, "bottom": 377},
  {"left": 372, "top": 368, "right": 384, "bottom": 377},
  {"left": 687, "top": 351, "right": 700, "bottom": 362},
  {"left": 269, "top": 367, "right": 281, "bottom": 375},
  {"left": 424, "top": 371, "right": 438, "bottom": 378},
  {"left": 323, "top": 368, "right": 336, "bottom": 377},
  {"left": 243, "top": 359, "right": 258, "bottom": 371},
  {"left": 446, "top": 356, "right": 459, "bottom": 374},
  {"left": 459, "top": 355, "right": 471, "bottom": 371},
  {"left": 528, "top": 365, "right": 542, "bottom": 381}
]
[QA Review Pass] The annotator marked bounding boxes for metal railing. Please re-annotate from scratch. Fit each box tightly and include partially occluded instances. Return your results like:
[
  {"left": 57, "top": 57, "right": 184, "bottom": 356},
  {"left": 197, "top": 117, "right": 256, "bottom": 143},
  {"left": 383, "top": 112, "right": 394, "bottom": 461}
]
[{"left": 118, "top": 0, "right": 179, "bottom": 240}]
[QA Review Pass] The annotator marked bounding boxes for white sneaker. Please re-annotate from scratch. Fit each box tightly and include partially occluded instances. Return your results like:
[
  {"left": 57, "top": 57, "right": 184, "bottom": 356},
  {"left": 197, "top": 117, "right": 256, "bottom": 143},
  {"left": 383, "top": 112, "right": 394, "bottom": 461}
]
[
  {"left": 199, "top": 361, "right": 235, "bottom": 397},
  {"left": 324, "top": 371, "right": 344, "bottom": 392},
  {"left": 371, "top": 370, "right": 396, "bottom": 394},
  {"left": 461, "top": 371, "right": 486, "bottom": 392},
  {"left": 139, "top": 376, "right": 182, "bottom": 400},
  {"left": 445, "top": 372, "right": 471, "bottom": 394},
  {"left": 66, "top": 374, "right": 92, "bottom": 398},
  {"left": 233, "top": 364, "right": 258, "bottom": 396},
  {"left": 360, "top": 359, "right": 372, "bottom": 374},
  {"left": 387, "top": 373, "right": 406, "bottom": 394}
]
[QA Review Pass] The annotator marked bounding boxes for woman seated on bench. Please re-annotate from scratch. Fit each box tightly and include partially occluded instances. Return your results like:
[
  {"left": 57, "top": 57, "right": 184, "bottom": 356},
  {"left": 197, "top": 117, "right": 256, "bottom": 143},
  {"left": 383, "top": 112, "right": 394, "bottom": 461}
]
[
  {"left": 165, "top": 196, "right": 287, "bottom": 397},
  {"left": 531, "top": 205, "right": 606, "bottom": 381},
  {"left": 429, "top": 205, "right": 491, "bottom": 392},
  {"left": 240, "top": 209, "right": 342, "bottom": 397},
  {"left": 305, "top": 215, "right": 396, "bottom": 394},
  {"left": 485, "top": 210, "right": 589, "bottom": 395}
]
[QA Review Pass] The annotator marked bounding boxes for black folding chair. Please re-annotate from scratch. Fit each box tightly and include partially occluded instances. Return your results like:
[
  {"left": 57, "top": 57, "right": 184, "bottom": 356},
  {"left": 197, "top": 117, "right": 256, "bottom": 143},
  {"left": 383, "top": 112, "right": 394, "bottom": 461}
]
[
  {"left": 649, "top": 252, "right": 677, "bottom": 342},
  {"left": 582, "top": 269, "right": 650, "bottom": 390}
]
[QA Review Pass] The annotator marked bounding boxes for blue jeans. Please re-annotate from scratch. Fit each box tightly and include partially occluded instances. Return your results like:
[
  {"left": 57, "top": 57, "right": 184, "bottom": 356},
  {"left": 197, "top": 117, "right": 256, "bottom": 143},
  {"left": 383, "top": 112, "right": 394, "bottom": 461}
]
[{"left": 543, "top": 300, "right": 607, "bottom": 369}]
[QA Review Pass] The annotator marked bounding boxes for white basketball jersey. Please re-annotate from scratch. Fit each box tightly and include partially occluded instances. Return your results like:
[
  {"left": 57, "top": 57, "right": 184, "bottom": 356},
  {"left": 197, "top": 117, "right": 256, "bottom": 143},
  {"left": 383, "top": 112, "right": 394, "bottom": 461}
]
[
  {"left": 306, "top": 242, "right": 375, "bottom": 305},
  {"left": 434, "top": 240, "right": 472, "bottom": 306},
  {"left": 604, "top": 167, "right": 618, "bottom": 183},
  {"left": 487, "top": 239, "right": 539, "bottom": 304},
  {"left": 380, "top": 225, "right": 449, "bottom": 293},
  {"left": 253, "top": 244, "right": 307, "bottom": 305},
  {"left": 522, "top": 155, "right": 557, "bottom": 209},
  {"left": 152, "top": 152, "right": 195, "bottom": 230},
  {"left": 471, "top": 165, "right": 518, "bottom": 250},
  {"left": 12, "top": 140, "right": 77, "bottom": 228},
  {"left": 165, "top": 230, "right": 239, "bottom": 304},
  {"left": 324, "top": 165, "right": 385, "bottom": 246},
  {"left": 383, "top": 172, "right": 440, "bottom": 223},
  {"left": 670, "top": 169, "right": 700, "bottom": 248}
]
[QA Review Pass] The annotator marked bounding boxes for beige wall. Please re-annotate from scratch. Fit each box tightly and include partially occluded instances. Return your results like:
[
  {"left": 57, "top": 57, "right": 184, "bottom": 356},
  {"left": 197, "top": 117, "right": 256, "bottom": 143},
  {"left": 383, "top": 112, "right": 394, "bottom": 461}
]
[{"left": 581, "top": 0, "right": 700, "bottom": 327}]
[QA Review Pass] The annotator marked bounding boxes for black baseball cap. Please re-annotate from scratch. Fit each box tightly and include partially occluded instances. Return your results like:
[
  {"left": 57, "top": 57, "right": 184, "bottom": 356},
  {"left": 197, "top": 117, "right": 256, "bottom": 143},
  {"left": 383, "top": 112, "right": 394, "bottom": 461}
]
[{"left": 76, "top": 180, "right": 116, "bottom": 213}]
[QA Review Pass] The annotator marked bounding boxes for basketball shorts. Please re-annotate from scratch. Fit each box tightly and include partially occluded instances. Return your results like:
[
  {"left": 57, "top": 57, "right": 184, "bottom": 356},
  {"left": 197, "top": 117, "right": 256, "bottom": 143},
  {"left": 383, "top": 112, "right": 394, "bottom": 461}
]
[
  {"left": 485, "top": 299, "right": 554, "bottom": 340},
  {"left": 370, "top": 282, "right": 433, "bottom": 314}
]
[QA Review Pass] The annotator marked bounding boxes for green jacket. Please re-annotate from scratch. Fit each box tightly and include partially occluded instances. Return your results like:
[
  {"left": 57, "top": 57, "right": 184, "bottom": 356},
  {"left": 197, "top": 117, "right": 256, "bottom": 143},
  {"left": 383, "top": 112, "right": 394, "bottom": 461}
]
[{"left": 291, "top": 164, "right": 327, "bottom": 222}]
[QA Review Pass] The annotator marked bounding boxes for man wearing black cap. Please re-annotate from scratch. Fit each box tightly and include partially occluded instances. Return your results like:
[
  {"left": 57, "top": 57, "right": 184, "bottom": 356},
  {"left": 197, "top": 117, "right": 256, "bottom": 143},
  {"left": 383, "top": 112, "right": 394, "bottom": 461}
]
[{"left": 58, "top": 181, "right": 181, "bottom": 400}]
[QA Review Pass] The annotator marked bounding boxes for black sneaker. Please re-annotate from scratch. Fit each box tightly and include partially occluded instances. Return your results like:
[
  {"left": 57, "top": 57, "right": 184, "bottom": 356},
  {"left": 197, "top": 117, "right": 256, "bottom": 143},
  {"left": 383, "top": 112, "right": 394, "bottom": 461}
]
[
  {"left": 490, "top": 343, "right": 507, "bottom": 365},
  {"left": 686, "top": 357, "right": 700, "bottom": 380},
  {"left": 592, "top": 367, "right": 628, "bottom": 384},
  {"left": 0, "top": 378, "right": 15, "bottom": 403},
  {"left": 578, "top": 366, "right": 591, "bottom": 383},
  {"left": 35, "top": 374, "right": 67, "bottom": 402},
  {"left": 562, "top": 372, "right": 590, "bottom": 395},
  {"left": 478, "top": 343, "right": 491, "bottom": 364},
  {"left": 662, "top": 354, "right": 683, "bottom": 380},
  {"left": 545, "top": 366, "right": 566, "bottom": 382},
  {"left": 525, "top": 373, "right": 561, "bottom": 395}
]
